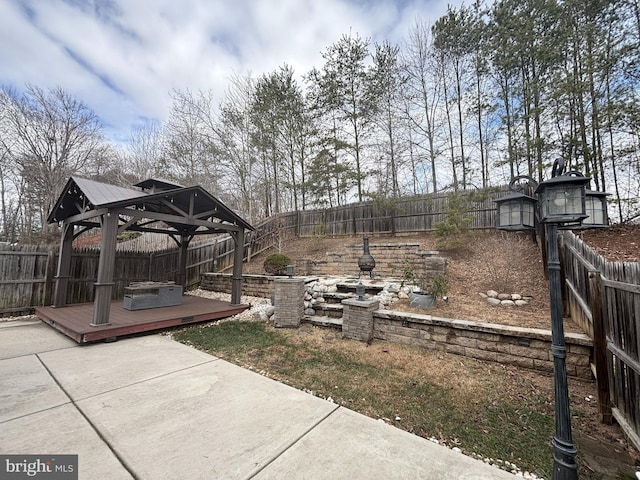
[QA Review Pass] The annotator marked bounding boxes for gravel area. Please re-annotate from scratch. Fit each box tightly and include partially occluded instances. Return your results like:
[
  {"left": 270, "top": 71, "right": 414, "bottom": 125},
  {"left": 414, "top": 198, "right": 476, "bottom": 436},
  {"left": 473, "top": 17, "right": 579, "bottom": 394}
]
[
  {"left": 0, "top": 314, "right": 40, "bottom": 323},
  {"left": 186, "top": 288, "right": 273, "bottom": 322}
]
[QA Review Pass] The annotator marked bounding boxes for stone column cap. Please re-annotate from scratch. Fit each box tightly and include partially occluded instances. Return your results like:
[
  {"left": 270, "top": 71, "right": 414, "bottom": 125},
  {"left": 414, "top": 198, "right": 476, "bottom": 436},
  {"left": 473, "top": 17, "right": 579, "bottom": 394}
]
[
  {"left": 274, "top": 277, "right": 305, "bottom": 284},
  {"left": 342, "top": 298, "right": 379, "bottom": 308}
]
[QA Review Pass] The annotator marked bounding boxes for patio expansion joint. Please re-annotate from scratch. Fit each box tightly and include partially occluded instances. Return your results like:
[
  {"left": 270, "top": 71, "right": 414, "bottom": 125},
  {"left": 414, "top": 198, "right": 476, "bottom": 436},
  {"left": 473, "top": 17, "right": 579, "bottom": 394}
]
[
  {"left": 31, "top": 354, "right": 224, "bottom": 480},
  {"left": 0, "top": 362, "right": 72, "bottom": 425},
  {"left": 243, "top": 404, "right": 342, "bottom": 480},
  {"left": 2, "top": 344, "right": 77, "bottom": 361}
]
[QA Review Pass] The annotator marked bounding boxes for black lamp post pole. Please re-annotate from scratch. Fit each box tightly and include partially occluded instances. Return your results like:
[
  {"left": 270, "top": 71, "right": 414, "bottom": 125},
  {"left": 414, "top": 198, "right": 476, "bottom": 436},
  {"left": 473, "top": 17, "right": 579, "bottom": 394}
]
[{"left": 546, "top": 223, "right": 578, "bottom": 480}]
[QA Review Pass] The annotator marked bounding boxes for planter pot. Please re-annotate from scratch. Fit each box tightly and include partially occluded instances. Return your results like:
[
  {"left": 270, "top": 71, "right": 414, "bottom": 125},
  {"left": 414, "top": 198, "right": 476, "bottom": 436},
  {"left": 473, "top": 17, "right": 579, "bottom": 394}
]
[{"left": 409, "top": 292, "right": 436, "bottom": 310}]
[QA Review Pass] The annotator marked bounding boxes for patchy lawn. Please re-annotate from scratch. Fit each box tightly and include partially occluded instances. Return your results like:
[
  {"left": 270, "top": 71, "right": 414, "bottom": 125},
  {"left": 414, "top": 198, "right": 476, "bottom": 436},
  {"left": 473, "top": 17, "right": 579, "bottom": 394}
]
[{"left": 171, "top": 321, "right": 638, "bottom": 480}]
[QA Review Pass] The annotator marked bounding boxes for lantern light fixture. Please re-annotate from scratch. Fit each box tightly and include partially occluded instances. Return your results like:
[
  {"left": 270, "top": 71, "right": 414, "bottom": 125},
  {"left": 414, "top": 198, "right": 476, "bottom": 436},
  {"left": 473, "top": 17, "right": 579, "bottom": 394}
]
[
  {"left": 495, "top": 191, "right": 537, "bottom": 231},
  {"left": 534, "top": 173, "right": 590, "bottom": 224},
  {"left": 581, "top": 189, "right": 610, "bottom": 228}
]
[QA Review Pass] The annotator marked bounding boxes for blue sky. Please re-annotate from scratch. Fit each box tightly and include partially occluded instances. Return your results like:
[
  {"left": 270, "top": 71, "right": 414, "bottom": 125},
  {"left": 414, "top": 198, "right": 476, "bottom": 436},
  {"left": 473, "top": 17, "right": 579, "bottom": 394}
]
[{"left": 0, "top": 0, "right": 454, "bottom": 144}]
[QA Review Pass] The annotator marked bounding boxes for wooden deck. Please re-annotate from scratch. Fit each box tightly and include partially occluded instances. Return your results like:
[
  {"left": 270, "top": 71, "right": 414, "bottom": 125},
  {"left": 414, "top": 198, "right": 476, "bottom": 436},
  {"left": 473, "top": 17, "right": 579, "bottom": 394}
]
[{"left": 35, "top": 295, "right": 249, "bottom": 344}]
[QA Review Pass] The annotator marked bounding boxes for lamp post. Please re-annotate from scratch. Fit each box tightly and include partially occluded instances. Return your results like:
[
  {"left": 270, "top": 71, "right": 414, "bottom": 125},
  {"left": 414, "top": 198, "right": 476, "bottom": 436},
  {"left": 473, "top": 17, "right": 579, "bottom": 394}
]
[{"left": 495, "top": 160, "right": 609, "bottom": 480}]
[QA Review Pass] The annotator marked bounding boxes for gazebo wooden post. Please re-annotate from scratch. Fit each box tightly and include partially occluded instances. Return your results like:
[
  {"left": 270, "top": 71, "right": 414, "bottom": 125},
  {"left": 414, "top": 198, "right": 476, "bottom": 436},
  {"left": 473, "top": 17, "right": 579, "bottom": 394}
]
[
  {"left": 53, "top": 223, "right": 74, "bottom": 307},
  {"left": 176, "top": 233, "right": 190, "bottom": 288},
  {"left": 91, "top": 211, "right": 119, "bottom": 326},
  {"left": 231, "top": 228, "right": 245, "bottom": 305}
]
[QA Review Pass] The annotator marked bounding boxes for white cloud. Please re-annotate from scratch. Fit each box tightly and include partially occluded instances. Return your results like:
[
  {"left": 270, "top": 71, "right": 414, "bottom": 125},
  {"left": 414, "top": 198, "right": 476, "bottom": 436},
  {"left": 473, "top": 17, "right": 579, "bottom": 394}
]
[{"left": 0, "top": 0, "right": 459, "bottom": 143}]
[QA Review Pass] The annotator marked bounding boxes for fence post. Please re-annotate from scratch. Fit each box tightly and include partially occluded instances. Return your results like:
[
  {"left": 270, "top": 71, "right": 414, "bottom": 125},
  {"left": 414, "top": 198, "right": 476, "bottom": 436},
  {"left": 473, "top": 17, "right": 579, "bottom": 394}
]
[
  {"left": 43, "top": 249, "right": 56, "bottom": 306},
  {"left": 559, "top": 233, "right": 570, "bottom": 317},
  {"left": 589, "top": 270, "right": 612, "bottom": 424}
]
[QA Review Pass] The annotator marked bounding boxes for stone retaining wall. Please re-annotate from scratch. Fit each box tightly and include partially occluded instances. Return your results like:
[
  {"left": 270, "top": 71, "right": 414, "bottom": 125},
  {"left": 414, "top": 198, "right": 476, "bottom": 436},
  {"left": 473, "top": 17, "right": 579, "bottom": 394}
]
[
  {"left": 296, "top": 242, "right": 446, "bottom": 280},
  {"left": 373, "top": 310, "right": 593, "bottom": 379},
  {"left": 201, "top": 273, "right": 277, "bottom": 298},
  {"left": 201, "top": 272, "right": 593, "bottom": 379}
]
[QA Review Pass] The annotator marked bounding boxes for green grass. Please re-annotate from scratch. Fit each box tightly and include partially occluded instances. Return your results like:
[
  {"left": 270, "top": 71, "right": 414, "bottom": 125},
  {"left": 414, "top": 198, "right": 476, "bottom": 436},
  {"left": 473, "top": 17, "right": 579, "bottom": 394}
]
[{"left": 172, "top": 321, "right": 611, "bottom": 479}]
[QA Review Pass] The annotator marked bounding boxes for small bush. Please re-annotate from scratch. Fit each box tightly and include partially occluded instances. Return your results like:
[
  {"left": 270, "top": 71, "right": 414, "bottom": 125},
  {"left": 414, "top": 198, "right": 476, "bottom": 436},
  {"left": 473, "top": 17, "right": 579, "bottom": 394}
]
[
  {"left": 263, "top": 253, "right": 291, "bottom": 275},
  {"left": 429, "top": 273, "right": 449, "bottom": 298},
  {"left": 434, "top": 193, "right": 473, "bottom": 250}
]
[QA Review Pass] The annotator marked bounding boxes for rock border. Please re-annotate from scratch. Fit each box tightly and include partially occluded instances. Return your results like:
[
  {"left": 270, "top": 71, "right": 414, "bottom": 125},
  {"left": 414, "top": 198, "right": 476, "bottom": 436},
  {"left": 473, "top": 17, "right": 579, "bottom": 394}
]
[{"left": 479, "top": 290, "right": 532, "bottom": 307}]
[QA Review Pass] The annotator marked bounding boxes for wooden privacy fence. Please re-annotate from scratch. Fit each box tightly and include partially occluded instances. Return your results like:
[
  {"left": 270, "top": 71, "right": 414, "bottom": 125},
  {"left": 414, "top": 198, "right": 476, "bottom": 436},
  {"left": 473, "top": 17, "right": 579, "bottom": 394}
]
[
  {"left": 0, "top": 244, "right": 55, "bottom": 315},
  {"left": 275, "top": 188, "right": 502, "bottom": 238},
  {"left": 563, "top": 231, "right": 640, "bottom": 450}
]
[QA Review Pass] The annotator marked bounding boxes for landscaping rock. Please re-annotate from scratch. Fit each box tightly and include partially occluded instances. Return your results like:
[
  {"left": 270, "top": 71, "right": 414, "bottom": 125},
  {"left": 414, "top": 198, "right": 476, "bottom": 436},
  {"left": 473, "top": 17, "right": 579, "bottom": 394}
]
[
  {"left": 386, "top": 284, "right": 401, "bottom": 293},
  {"left": 483, "top": 291, "right": 530, "bottom": 307}
]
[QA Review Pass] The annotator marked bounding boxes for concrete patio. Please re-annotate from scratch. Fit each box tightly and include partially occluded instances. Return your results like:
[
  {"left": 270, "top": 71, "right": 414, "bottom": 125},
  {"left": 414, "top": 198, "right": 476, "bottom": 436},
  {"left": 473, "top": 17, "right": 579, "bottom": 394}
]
[{"left": 0, "top": 318, "right": 516, "bottom": 479}]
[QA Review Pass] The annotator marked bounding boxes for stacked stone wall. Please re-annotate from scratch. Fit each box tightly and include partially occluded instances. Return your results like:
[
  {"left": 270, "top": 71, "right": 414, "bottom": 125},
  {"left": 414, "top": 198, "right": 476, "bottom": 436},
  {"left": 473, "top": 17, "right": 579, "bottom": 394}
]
[
  {"left": 297, "top": 242, "right": 446, "bottom": 280},
  {"left": 200, "top": 273, "right": 276, "bottom": 298},
  {"left": 373, "top": 311, "right": 592, "bottom": 379}
]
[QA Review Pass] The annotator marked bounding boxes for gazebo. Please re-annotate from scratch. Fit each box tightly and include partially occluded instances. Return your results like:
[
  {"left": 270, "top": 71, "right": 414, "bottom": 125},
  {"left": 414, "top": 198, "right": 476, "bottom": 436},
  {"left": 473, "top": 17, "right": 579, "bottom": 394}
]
[{"left": 36, "top": 176, "right": 254, "bottom": 342}]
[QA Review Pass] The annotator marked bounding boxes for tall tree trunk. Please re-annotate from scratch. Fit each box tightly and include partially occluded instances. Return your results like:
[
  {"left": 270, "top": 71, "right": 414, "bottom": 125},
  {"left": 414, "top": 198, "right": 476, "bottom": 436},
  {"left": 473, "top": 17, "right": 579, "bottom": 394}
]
[
  {"left": 454, "top": 59, "right": 467, "bottom": 188},
  {"left": 442, "top": 70, "right": 459, "bottom": 190}
]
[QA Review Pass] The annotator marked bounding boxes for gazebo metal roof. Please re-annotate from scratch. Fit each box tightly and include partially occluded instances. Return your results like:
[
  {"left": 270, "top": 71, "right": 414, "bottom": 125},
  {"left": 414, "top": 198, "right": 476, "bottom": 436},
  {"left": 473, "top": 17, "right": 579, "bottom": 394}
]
[{"left": 48, "top": 176, "right": 254, "bottom": 234}]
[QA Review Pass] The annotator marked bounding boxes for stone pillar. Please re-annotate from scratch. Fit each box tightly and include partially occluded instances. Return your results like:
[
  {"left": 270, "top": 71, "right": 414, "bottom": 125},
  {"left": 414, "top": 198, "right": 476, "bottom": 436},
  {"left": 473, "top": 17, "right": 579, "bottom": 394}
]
[
  {"left": 342, "top": 297, "right": 379, "bottom": 343},
  {"left": 272, "top": 277, "right": 305, "bottom": 328}
]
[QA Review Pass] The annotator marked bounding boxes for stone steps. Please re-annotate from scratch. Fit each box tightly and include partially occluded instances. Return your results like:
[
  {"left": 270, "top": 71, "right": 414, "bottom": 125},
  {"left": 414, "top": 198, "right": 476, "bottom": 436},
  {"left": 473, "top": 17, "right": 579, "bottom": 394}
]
[
  {"left": 311, "top": 302, "right": 344, "bottom": 318},
  {"left": 305, "top": 277, "right": 405, "bottom": 325},
  {"left": 335, "top": 282, "right": 392, "bottom": 297},
  {"left": 302, "top": 315, "right": 343, "bottom": 328},
  {"left": 322, "top": 292, "right": 354, "bottom": 304}
]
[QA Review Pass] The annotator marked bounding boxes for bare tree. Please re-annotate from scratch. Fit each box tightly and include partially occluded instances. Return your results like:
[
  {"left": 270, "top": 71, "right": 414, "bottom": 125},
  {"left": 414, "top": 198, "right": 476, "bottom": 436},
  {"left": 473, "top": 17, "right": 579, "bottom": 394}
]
[
  {"left": 162, "top": 89, "right": 221, "bottom": 194},
  {"left": 0, "top": 105, "right": 23, "bottom": 242},
  {"left": 127, "top": 120, "right": 166, "bottom": 181},
  {"left": 216, "top": 74, "right": 259, "bottom": 220},
  {"left": 401, "top": 20, "right": 444, "bottom": 193},
  {"left": 1, "top": 85, "right": 103, "bottom": 238}
]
